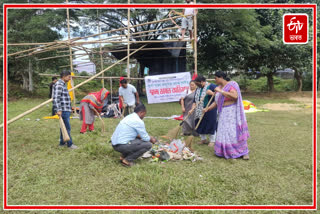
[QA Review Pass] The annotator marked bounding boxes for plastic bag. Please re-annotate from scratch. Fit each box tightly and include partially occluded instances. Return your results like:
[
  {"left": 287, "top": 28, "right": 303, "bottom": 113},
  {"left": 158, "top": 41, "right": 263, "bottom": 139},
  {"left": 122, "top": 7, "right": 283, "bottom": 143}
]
[{"left": 169, "top": 139, "right": 185, "bottom": 153}]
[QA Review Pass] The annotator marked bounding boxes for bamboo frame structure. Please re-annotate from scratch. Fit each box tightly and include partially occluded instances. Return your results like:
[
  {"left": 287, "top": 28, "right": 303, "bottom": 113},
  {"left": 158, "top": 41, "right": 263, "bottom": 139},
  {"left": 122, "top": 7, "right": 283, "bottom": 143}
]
[
  {"left": 3, "top": 6, "right": 199, "bottom": 127},
  {"left": 0, "top": 44, "right": 146, "bottom": 128}
]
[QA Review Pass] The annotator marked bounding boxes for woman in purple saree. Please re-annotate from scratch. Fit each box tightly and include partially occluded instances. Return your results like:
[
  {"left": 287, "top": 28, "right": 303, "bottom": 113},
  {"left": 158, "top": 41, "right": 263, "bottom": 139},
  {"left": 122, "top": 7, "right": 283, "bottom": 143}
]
[{"left": 204, "top": 71, "right": 250, "bottom": 159}]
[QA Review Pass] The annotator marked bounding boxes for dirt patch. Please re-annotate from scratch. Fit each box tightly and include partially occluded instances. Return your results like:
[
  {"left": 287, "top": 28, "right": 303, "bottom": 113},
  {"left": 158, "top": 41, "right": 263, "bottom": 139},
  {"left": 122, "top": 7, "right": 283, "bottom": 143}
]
[
  {"left": 262, "top": 103, "right": 304, "bottom": 111},
  {"left": 289, "top": 97, "right": 313, "bottom": 104}
]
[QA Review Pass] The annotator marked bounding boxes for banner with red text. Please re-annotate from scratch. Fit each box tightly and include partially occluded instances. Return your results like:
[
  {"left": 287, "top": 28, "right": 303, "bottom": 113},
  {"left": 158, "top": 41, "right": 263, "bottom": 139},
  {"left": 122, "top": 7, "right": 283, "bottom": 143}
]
[{"left": 145, "top": 72, "right": 191, "bottom": 104}]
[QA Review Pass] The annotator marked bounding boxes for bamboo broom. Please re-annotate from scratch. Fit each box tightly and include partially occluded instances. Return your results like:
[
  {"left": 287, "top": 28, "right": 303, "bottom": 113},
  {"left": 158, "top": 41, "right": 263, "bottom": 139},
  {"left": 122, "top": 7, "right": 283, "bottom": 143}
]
[
  {"left": 59, "top": 116, "right": 70, "bottom": 142},
  {"left": 185, "top": 94, "right": 216, "bottom": 150},
  {"left": 165, "top": 94, "right": 205, "bottom": 140},
  {"left": 93, "top": 108, "right": 105, "bottom": 134}
]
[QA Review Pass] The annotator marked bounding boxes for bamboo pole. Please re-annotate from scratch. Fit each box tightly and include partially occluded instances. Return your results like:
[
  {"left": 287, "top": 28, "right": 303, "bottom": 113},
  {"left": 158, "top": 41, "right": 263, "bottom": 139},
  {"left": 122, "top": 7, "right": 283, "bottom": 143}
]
[
  {"left": 7, "top": 42, "right": 57, "bottom": 57},
  {"left": 93, "top": 26, "right": 179, "bottom": 43},
  {"left": 59, "top": 14, "right": 185, "bottom": 45},
  {"left": 193, "top": 0, "right": 198, "bottom": 75},
  {"left": 127, "top": 0, "right": 131, "bottom": 79},
  {"left": 36, "top": 53, "right": 87, "bottom": 61},
  {"left": 66, "top": 0, "right": 76, "bottom": 114},
  {"left": 103, "top": 47, "right": 188, "bottom": 53},
  {"left": 110, "top": 78, "right": 113, "bottom": 102},
  {"left": 97, "top": 10, "right": 104, "bottom": 88},
  {"left": 1, "top": 44, "right": 147, "bottom": 128},
  {"left": 15, "top": 44, "right": 69, "bottom": 59},
  {"left": 132, "top": 31, "right": 177, "bottom": 39},
  {"left": 0, "top": 42, "right": 56, "bottom": 46},
  {"left": 67, "top": 44, "right": 146, "bottom": 92},
  {"left": 6, "top": 15, "right": 184, "bottom": 59},
  {"left": 71, "top": 39, "right": 191, "bottom": 45}
]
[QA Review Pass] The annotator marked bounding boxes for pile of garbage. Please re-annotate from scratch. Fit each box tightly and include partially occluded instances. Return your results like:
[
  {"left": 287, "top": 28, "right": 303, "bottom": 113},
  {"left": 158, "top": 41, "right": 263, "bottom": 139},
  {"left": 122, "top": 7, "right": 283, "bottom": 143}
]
[{"left": 142, "top": 139, "right": 203, "bottom": 162}]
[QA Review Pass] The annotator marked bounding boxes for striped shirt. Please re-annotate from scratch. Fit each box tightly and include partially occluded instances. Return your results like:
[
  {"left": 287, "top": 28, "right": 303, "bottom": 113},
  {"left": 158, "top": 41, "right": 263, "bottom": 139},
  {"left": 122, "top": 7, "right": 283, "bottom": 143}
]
[{"left": 53, "top": 79, "right": 72, "bottom": 112}]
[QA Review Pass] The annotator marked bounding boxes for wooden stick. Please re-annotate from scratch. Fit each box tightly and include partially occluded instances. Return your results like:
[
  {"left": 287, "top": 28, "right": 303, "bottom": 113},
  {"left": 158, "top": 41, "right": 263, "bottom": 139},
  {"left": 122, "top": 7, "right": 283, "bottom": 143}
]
[
  {"left": 6, "top": 15, "right": 183, "bottom": 58},
  {"left": 61, "top": 14, "right": 185, "bottom": 44},
  {"left": 193, "top": 0, "right": 198, "bottom": 75},
  {"left": 7, "top": 43, "right": 57, "bottom": 57},
  {"left": 39, "top": 73, "right": 145, "bottom": 80},
  {"left": 97, "top": 10, "right": 104, "bottom": 89},
  {"left": 71, "top": 39, "right": 192, "bottom": 45},
  {"left": 59, "top": 64, "right": 71, "bottom": 68},
  {"left": 15, "top": 44, "right": 68, "bottom": 59},
  {"left": 0, "top": 42, "right": 56, "bottom": 46},
  {"left": 195, "top": 95, "right": 215, "bottom": 130},
  {"left": 36, "top": 53, "right": 87, "bottom": 61},
  {"left": 59, "top": 116, "right": 71, "bottom": 142},
  {"left": 93, "top": 108, "right": 105, "bottom": 133},
  {"left": 94, "top": 26, "right": 179, "bottom": 43},
  {"left": 132, "top": 31, "right": 177, "bottom": 39},
  {"left": 110, "top": 78, "right": 113, "bottom": 102},
  {"left": 0, "top": 45, "right": 147, "bottom": 128},
  {"left": 68, "top": 44, "right": 146, "bottom": 92},
  {"left": 127, "top": 0, "right": 131, "bottom": 80}
]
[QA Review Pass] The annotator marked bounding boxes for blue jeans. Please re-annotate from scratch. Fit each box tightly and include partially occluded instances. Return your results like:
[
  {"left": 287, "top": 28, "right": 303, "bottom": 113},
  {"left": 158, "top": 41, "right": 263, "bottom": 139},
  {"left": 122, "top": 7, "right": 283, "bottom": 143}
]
[{"left": 60, "top": 111, "right": 73, "bottom": 147}]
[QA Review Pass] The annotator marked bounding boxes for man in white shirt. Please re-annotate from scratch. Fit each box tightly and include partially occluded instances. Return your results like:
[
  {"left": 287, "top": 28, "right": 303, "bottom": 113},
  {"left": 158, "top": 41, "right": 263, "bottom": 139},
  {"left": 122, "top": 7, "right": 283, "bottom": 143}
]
[
  {"left": 111, "top": 104, "right": 157, "bottom": 167},
  {"left": 179, "top": 0, "right": 197, "bottom": 40},
  {"left": 119, "top": 78, "right": 140, "bottom": 116}
]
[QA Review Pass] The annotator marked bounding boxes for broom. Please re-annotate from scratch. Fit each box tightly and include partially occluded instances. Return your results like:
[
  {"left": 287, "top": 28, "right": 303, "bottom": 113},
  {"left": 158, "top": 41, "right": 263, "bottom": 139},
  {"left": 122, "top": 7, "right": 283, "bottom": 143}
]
[
  {"left": 120, "top": 104, "right": 126, "bottom": 119},
  {"left": 93, "top": 108, "right": 105, "bottom": 134},
  {"left": 59, "top": 116, "right": 70, "bottom": 142},
  {"left": 185, "top": 94, "right": 215, "bottom": 151},
  {"left": 165, "top": 95, "right": 205, "bottom": 140}
]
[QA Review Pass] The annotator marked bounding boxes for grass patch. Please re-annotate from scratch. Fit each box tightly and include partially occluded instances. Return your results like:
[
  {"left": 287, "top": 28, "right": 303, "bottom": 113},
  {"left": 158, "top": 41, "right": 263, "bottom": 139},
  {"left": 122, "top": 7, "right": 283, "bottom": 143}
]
[{"left": 0, "top": 94, "right": 315, "bottom": 213}]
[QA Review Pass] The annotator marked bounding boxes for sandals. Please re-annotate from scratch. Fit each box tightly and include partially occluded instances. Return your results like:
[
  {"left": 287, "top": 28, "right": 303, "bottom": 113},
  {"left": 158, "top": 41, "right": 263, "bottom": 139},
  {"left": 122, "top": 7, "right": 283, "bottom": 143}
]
[
  {"left": 121, "top": 160, "right": 135, "bottom": 167},
  {"left": 242, "top": 155, "right": 249, "bottom": 160}
]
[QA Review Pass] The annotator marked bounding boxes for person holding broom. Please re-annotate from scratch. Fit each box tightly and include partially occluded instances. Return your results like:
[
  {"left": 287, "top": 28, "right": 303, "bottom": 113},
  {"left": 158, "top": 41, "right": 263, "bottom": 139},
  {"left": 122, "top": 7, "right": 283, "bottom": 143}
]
[
  {"left": 79, "top": 88, "right": 109, "bottom": 134},
  {"left": 203, "top": 71, "right": 249, "bottom": 160},
  {"left": 52, "top": 70, "right": 78, "bottom": 149},
  {"left": 180, "top": 80, "right": 198, "bottom": 135},
  {"left": 189, "top": 75, "right": 218, "bottom": 147}
]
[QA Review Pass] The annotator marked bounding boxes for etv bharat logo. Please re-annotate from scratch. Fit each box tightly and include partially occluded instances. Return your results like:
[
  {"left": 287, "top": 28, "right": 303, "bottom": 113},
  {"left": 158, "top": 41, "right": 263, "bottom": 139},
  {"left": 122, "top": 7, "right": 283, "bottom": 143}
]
[{"left": 283, "top": 14, "right": 308, "bottom": 44}]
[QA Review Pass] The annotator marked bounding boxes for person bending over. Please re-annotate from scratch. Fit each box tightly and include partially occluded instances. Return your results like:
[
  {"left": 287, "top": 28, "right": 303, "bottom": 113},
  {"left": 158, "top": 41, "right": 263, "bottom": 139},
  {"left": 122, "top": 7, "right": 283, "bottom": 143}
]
[{"left": 111, "top": 103, "right": 157, "bottom": 167}]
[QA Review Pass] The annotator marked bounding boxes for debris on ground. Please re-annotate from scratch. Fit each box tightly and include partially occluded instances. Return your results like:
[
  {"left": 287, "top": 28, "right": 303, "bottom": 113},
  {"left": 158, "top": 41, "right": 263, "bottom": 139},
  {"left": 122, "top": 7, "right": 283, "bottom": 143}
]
[{"left": 142, "top": 138, "right": 203, "bottom": 163}]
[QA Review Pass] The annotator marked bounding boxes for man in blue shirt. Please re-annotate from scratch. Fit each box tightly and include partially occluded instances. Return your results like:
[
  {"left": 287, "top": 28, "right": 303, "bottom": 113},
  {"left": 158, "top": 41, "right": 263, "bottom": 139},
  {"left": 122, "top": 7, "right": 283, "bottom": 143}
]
[{"left": 111, "top": 103, "right": 156, "bottom": 167}]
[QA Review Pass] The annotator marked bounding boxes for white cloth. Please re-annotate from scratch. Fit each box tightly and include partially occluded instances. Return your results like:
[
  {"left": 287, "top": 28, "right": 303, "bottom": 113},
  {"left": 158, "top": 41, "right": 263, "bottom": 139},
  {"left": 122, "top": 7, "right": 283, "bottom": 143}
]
[
  {"left": 184, "top": 2, "right": 195, "bottom": 16},
  {"left": 111, "top": 112, "right": 150, "bottom": 145},
  {"left": 119, "top": 83, "right": 137, "bottom": 106}
]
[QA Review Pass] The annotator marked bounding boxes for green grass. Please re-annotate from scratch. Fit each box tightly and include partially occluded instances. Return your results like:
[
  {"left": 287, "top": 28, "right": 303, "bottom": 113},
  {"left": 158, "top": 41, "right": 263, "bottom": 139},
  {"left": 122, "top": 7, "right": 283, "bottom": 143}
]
[{"left": 0, "top": 94, "right": 317, "bottom": 214}]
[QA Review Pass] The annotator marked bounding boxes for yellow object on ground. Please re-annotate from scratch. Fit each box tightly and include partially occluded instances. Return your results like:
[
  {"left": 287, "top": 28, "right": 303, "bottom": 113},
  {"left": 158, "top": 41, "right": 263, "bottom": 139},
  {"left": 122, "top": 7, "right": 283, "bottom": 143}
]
[
  {"left": 243, "top": 100, "right": 269, "bottom": 113},
  {"left": 42, "top": 115, "right": 73, "bottom": 119},
  {"left": 67, "top": 72, "right": 75, "bottom": 101}
]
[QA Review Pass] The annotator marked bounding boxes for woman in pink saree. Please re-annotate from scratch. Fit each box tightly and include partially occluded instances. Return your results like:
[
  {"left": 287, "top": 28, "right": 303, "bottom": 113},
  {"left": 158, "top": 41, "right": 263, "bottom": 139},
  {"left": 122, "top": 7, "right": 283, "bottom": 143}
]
[{"left": 204, "top": 71, "right": 250, "bottom": 159}]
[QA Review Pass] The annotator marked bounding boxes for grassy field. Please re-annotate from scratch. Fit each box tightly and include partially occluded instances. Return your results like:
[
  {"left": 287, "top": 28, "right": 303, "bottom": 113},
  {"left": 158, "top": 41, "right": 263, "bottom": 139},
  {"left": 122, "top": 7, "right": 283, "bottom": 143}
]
[{"left": 0, "top": 94, "right": 317, "bottom": 214}]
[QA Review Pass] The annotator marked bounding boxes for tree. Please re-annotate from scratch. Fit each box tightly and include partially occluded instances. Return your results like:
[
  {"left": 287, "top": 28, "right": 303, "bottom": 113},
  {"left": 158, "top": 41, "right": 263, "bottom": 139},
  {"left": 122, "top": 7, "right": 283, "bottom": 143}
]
[
  {"left": 197, "top": 7, "right": 271, "bottom": 74},
  {"left": 4, "top": 1, "right": 79, "bottom": 91}
]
